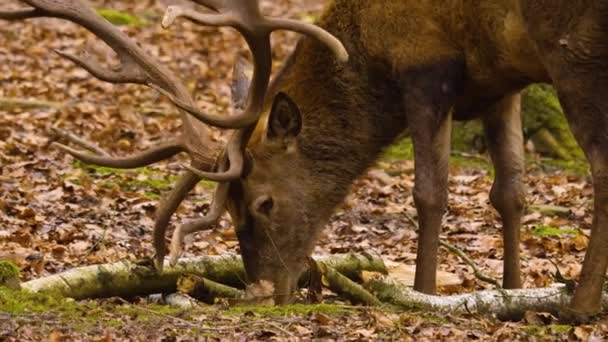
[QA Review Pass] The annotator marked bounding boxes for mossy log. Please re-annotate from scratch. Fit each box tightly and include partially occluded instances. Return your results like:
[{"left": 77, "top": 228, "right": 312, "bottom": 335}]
[
  {"left": 367, "top": 276, "right": 608, "bottom": 320},
  {"left": 451, "top": 84, "right": 584, "bottom": 161},
  {"left": 0, "top": 261, "right": 21, "bottom": 290},
  {"left": 20, "top": 253, "right": 386, "bottom": 300}
]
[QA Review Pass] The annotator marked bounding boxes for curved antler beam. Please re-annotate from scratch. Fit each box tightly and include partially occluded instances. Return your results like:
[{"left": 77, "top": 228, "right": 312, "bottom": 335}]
[
  {"left": 184, "top": 131, "right": 245, "bottom": 182},
  {"left": 266, "top": 18, "right": 349, "bottom": 63},
  {"left": 160, "top": 4, "right": 349, "bottom": 130},
  {"left": 162, "top": 7, "right": 233, "bottom": 28},
  {"left": 55, "top": 50, "right": 146, "bottom": 84},
  {"left": 169, "top": 182, "right": 229, "bottom": 265},
  {"left": 52, "top": 140, "right": 185, "bottom": 169},
  {"left": 0, "top": 7, "right": 42, "bottom": 20}
]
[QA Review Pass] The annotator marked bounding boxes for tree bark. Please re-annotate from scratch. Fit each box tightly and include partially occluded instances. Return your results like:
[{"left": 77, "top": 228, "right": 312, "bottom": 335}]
[{"left": 367, "top": 276, "right": 608, "bottom": 320}]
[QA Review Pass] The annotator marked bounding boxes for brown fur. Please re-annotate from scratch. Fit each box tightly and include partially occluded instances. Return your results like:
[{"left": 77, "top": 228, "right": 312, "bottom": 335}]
[{"left": 229, "top": 0, "right": 608, "bottom": 319}]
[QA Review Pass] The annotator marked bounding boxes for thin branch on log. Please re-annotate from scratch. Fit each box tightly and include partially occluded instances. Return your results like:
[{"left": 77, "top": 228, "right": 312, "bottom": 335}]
[
  {"left": 21, "top": 253, "right": 386, "bottom": 300},
  {"left": 438, "top": 241, "right": 501, "bottom": 288},
  {"left": 317, "top": 262, "right": 382, "bottom": 306},
  {"left": 367, "top": 276, "right": 608, "bottom": 320},
  {"left": 402, "top": 211, "right": 501, "bottom": 287},
  {"left": 177, "top": 274, "right": 242, "bottom": 304}
]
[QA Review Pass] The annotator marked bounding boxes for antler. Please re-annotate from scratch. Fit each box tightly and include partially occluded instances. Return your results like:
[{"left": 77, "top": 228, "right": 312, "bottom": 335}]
[
  {"left": 158, "top": 0, "right": 348, "bottom": 129},
  {"left": 1, "top": 0, "right": 348, "bottom": 269},
  {"left": 0, "top": 0, "right": 223, "bottom": 174}
]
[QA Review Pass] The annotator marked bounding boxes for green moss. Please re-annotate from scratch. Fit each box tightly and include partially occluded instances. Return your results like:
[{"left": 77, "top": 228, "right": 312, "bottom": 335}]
[
  {"left": 532, "top": 225, "right": 578, "bottom": 238},
  {"left": 549, "top": 324, "right": 573, "bottom": 333},
  {"left": 97, "top": 9, "right": 145, "bottom": 26},
  {"left": 452, "top": 121, "right": 485, "bottom": 153},
  {"left": 115, "top": 302, "right": 186, "bottom": 320},
  {"left": 383, "top": 136, "right": 414, "bottom": 161},
  {"left": 522, "top": 84, "right": 584, "bottom": 160},
  {"left": 522, "top": 324, "right": 572, "bottom": 337},
  {"left": 0, "top": 288, "right": 199, "bottom": 332},
  {"left": 522, "top": 325, "right": 543, "bottom": 336},
  {"left": 531, "top": 157, "right": 590, "bottom": 177},
  {"left": 143, "top": 192, "right": 162, "bottom": 200},
  {"left": 127, "top": 177, "right": 176, "bottom": 191},
  {"left": 197, "top": 180, "right": 217, "bottom": 190},
  {"left": 0, "top": 262, "right": 19, "bottom": 284},
  {"left": 382, "top": 136, "right": 491, "bottom": 172},
  {"left": 224, "top": 303, "right": 348, "bottom": 317},
  {"left": 0, "top": 288, "right": 82, "bottom": 315},
  {"left": 72, "top": 161, "right": 179, "bottom": 192}
]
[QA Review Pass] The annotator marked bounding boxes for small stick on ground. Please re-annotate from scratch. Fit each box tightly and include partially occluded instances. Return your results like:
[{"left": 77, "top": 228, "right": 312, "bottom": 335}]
[
  {"left": 50, "top": 127, "right": 109, "bottom": 156},
  {"left": 0, "top": 97, "right": 63, "bottom": 111},
  {"left": 402, "top": 211, "right": 501, "bottom": 288},
  {"left": 177, "top": 274, "right": 243, "bottom": 304}
]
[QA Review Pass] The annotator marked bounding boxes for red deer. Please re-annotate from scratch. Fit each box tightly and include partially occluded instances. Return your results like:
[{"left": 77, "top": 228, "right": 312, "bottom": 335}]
[
  {"left": 193, "top": 0, "right": 606, "bottom": 320},
  {"left": 3, "top": 0, "right": 608, "bottom": 321}
]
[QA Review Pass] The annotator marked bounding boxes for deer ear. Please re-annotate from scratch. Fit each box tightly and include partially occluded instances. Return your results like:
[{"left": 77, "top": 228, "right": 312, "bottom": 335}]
[
  {"left": 231, "top": 57, "right": 253, "bottom": 110},
  {"left": 268, "top": 92, "right": 302, "bottom": 139}
]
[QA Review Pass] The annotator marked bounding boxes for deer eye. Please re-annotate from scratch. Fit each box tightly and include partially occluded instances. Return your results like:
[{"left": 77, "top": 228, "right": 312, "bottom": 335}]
[{"left": 252, "top": 195, "right": 274, "bottom": 218}]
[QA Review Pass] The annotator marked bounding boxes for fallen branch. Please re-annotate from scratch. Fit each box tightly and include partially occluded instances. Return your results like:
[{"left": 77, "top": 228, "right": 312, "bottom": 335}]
[
  {"left": 318, "top": 262, "right": 382, "bottom": 306},
  {"left": 177, "top": 274, "right": 242, "bottom": 304},
  {"left": 50, "top": 127, "right": 109, "bottom": 156},
  {"left": 0, "top": 97, "right": 63, "bottom": 111},
  {"left": 21, "top": 253, "right": 386, "bottom": 300},
  {"left": 402, "top": 211, "right": 500, "bottom": 287},
  {"left": 528, "top": 204, "right": 572, "bottom": 217},
  {"left": 367, "top": 276, "right": 608, "bottom": 319},
  {"left": 438, "top": 241, "right": 501, "bottom": 288}
]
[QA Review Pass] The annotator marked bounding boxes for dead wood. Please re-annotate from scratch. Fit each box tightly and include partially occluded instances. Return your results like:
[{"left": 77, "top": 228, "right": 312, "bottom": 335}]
[{"left": 21, "top": 253, "right": 386, "bottom": 300}]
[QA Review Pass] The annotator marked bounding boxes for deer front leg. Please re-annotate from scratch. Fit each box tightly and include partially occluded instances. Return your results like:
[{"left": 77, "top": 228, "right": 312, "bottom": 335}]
[
  {"left": 409, "top": 105, "right": 453, "bottom": 295},
  {"left": 482, "top": 93, "right": 525, "bottom": 289}
]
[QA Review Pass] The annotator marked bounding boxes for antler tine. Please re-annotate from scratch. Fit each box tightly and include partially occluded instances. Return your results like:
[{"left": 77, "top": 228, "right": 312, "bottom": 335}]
[
  {"left": 55, "top": 50, "right": 146, "bottom": 84},
  {"left": 168, "top": 182, "right": 229, "bottom": 266},
  {"left": 51, "top": 140, "right": 185, "bottom": 169},
  {"left": 0, "top": 7, "right": 43, "bottom": 20},
  {"left": 264, "top": 18, "right": 349, "bottom": 63},
  {"left": 161, "top": 1, "right": 349, "bottom": 130},
  {"left": 153, "top": 170, "right": 202, "bottom": 271}
]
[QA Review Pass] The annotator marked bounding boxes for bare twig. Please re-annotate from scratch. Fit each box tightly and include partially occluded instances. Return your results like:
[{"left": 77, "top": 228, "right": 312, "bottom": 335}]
[
  {"left": 0, "top": 97, "right": 63, "bottom": 110},
  {"left": 50, "top": 127, "right": 109, "bottom": 156},
  {"left": 402, "top": 211, "right": 501, "bottom": 288}
]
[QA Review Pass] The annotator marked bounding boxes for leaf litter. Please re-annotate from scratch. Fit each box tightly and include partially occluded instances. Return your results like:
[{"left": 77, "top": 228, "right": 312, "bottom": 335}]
[{"left": 0, "top": 0, "right": 606, "bottom": 340}]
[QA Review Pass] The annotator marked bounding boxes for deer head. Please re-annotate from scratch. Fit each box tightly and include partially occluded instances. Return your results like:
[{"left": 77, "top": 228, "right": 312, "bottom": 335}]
[{"left": 1, "top": 0, "right": 347, "bottom": 303}]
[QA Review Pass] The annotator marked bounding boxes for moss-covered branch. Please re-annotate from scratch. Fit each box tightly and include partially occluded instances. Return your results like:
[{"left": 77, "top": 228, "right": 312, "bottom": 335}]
[{"left": 21, "top": 253, "right": 386, "bottom": 300}]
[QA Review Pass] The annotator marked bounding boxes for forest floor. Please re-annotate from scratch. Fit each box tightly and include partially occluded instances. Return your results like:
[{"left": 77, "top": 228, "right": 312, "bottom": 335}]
[{"left": 1, "top": 0, "right": 606, "bottom": 340}]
